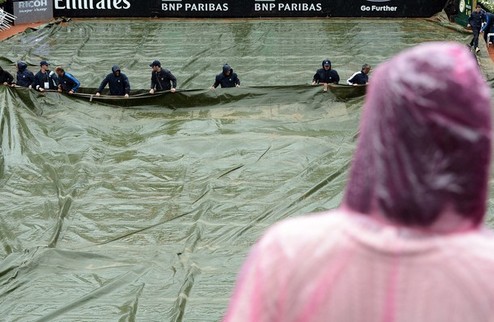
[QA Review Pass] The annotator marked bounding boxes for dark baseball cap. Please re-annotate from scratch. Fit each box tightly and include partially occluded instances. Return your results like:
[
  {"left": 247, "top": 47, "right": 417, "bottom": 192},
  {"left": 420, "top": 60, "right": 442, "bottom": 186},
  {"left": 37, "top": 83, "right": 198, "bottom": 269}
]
[
  {"left": 40, "top": 60, "right": 50, "bottom": 66},
  {"left": 149, "top": 60, "right": 161, "bottom": 67},
  {"left": 323, "top": 59, "right": 331, "bottom": 66}
]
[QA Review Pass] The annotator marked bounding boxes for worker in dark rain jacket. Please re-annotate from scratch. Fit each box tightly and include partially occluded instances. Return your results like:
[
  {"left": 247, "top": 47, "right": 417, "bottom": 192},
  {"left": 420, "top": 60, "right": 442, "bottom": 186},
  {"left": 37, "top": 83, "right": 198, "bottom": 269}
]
[
  {"left": 312, "top": 59, "right": 340, "bottom": 85},
  {"left": 347, "top": 64, "right": 371, "bottom": 85},
  {"left": 481, "top": 12, "right": 494, "bottom": 44},
  {"left": 149, "top": 60, "right": 177, "bottom": 94},
  {"left": 0, "top": 66, "right": 14, "bottom": 86},
  {"left": 96, "top": 65, "right": 131, "bottom": 97},
  {"left": 16, "top": 61, "right": 35, "bottom": 88},
  {"left": 467, "top": 4, "right": 485, "bottom": 53},
  {"left": 55, "top": 66, "right": 80, "bottom": 94},
  {"left": 33, "top": 61, "right": 58, "bottom": 92},
  {"left": 211, "top": 64, "right": 240, "bottom": 89}
]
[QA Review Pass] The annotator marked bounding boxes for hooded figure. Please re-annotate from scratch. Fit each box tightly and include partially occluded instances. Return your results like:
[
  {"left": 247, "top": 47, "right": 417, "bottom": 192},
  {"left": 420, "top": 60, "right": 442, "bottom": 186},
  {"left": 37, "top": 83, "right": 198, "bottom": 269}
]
[
  {"left": 16, "top": 61, "right": 35, "bottom": 88},
  {"left": 223, "top": 42, "right": 494, "bottom": 322},
  {"left": 211, "top": 64, "right": 240, "bottom": 88},
  {"left": 0, "top": 66, "right": 14, "bottom": 85},
  {"left": 312, "top": 59, "right": 340, "bottom": 85},
  {"left": 96, "top": 65, "right": 131, "bottom": 97}
]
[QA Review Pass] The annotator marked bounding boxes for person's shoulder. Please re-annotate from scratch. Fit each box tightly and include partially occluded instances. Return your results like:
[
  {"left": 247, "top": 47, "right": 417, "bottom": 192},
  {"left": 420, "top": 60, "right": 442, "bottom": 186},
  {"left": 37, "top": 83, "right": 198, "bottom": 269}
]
[
  {"left": 456, "top": 229, "right": 494, "bottom": 259},
  {"left": 260, "top": 210, "right": 347, "bottom": 247},
  {"left": 438, "top": 229, "right": 494, "bottom": 280}
]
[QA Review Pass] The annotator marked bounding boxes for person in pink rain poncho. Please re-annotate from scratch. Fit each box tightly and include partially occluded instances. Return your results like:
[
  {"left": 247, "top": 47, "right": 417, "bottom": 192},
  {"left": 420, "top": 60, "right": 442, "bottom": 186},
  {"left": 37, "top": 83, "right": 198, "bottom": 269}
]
[{"left": 223, "top": 42, "right": 494, "bottom": 322}]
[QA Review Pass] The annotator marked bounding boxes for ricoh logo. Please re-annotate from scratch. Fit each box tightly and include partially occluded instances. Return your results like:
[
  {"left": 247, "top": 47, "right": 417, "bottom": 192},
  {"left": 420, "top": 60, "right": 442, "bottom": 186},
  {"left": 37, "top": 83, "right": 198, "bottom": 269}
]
[
  {"left": 18, "top": 0, "right": 48, "bottom": 8},
  {"left": 161, "top": 0, "right": 229, "bottom": 12},
  {"left": 361, "top": 0, "right": 397, "bottom": 12},
  {"left": 254, "top": 0, "right": 322, "bottom": 12},
  {"left": 55, "top": 0, "right": 131, "bottom": 10}
]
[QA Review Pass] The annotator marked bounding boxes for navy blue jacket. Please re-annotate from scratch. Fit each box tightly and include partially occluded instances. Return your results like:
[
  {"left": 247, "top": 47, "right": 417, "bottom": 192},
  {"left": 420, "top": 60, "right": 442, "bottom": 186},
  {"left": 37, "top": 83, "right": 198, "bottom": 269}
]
[
  {"left": 151, "top": 68, "right": 177, "bottom": 91},
  {"left": 16, "top": 62, "right": 35, "bottom": 87},
  {"left": 469, "top": 10, "right": 485, "bottom": 29},
  {"left": 58, "top": 72, "right": 81, "bottom": 93},
  {"left": 481, "top": 12, "right": 494, "bottom": 32},
  {"left": 213, "top": 65, "right": 240, "bottom": 88},
  {"left": 313, "top": 68, "right": 340, "bottom": 84},
  {"left": 346, "top": 71, "right": 369, "bottom": 85},
  {"left": 34, "top": 70, "right": 58, "bottom": 90},
  {"left": 97, "top": 65, "right": 131, "bottom": 95},
  {"left": 0, "top": 67, "right": 14, "bottom": 85}
]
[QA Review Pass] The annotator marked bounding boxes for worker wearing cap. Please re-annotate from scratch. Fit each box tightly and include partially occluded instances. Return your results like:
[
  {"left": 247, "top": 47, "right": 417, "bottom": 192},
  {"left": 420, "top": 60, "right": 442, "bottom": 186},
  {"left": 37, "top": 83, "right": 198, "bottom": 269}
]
[
  {"left": 149, "top": 60, "right": 177, "bottom": 94},
  {"left": 95, "top": 65, "right": 131, "bottom": 97},
  {"left": 34, "top": 60, "right": 58, "bottom": 92},
  {"left": 312, "top": 59, "right": 340, "bottom": 86}
]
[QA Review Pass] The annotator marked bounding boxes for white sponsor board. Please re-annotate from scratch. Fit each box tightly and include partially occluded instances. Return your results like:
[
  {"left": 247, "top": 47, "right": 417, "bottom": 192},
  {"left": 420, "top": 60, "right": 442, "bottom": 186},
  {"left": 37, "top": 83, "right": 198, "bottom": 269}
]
[{"left": 13, "top": 0, "right": 53, "bottom": 24}]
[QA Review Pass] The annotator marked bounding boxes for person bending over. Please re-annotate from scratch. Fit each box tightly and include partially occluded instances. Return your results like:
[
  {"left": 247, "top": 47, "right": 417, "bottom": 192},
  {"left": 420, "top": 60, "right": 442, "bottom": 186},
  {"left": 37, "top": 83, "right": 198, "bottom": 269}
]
[
  {"left": 347, "top": 63, "right": 371, "bottom": 85},
  {"left": 55, "top": 66, "right": 80, "bottom": 94}
]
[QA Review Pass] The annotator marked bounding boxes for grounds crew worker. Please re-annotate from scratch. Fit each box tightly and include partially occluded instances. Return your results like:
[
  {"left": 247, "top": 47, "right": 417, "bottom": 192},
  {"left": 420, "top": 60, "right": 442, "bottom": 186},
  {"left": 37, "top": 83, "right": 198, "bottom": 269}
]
[
  {"left": 211, "top": 64, "right": 240, "bottom": 89},
  {"left": 149, "top": 60, "right": 177, "bottom": 94},
  {"left": 96, "top": 65, "right": 131, "bottom": 97}
]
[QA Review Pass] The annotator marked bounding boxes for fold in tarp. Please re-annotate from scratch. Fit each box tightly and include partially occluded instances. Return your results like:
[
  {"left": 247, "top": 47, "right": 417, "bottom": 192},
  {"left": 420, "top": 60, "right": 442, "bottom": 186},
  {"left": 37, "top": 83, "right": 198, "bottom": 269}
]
[{"left": 9, "top": 84, "right": 366, "bottom": 108}]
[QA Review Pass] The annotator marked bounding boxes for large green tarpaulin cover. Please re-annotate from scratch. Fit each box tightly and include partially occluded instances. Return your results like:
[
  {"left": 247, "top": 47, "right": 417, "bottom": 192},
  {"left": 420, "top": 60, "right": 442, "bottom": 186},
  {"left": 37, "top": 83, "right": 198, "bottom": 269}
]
[{"left": 1, "top": 17, "right": 493, "bottom": 321}]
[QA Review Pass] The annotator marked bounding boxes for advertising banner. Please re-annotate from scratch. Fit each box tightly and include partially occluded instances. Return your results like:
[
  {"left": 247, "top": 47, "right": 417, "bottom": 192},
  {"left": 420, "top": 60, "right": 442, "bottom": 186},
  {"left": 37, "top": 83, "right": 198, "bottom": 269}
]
[
  {"left": 455, "top": 0, "right": 473, "bottom": 26},
  {"left": 13, "top": 0, "right": 53, "bottom": 24},
  {"left": 53, "top": 0, "right": 448, "bottom": 18},
  {"left": 53, "top": 0, "right": 158, "bottom": 17}
]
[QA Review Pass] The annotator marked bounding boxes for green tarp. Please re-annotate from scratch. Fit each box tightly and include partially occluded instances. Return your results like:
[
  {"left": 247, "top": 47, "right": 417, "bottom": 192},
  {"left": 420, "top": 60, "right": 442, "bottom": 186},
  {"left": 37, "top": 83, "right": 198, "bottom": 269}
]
[{"left": 0, "top": 17, "right": 492, "bottom": 321}]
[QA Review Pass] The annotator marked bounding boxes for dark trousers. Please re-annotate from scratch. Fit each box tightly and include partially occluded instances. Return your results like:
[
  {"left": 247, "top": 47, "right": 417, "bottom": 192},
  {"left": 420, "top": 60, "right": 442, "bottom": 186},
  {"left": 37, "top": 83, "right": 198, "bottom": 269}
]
[{"left": 470, "top": 27, "right": 481, "bottom": 48}]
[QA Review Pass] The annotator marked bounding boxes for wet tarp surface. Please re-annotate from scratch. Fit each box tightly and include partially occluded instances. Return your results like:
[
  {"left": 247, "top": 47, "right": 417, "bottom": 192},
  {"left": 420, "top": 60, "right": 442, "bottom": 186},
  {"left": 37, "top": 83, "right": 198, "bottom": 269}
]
[{"left": 0, "top": 18, "right": 493, "bottom": 321}]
